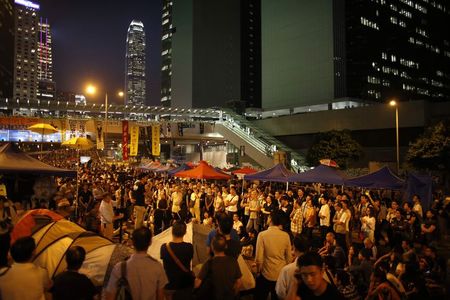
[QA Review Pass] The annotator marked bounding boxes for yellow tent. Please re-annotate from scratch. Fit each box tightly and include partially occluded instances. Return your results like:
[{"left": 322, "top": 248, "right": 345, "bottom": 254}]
[{"left": 11, "top": 210, "right": 131, "bottom": 285}]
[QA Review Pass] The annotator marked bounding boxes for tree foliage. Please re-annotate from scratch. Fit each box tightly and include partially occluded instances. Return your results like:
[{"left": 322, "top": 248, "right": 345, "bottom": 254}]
[
  {"left": 306, "top": 130, "right": 363, "bottom": 169},
  {"left": 406, "top": 121, "right": 450, "bottom": 171}
]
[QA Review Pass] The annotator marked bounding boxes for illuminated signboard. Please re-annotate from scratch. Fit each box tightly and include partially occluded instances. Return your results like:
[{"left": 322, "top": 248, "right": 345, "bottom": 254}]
[{"left": 14, "top": 0, "right": 40, "bottom": 9}]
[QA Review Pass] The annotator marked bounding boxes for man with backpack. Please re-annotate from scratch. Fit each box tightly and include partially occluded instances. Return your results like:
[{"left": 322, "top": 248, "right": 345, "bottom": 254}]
[{"left": 105, "top": 227, "right": 168, "bottom": 300}]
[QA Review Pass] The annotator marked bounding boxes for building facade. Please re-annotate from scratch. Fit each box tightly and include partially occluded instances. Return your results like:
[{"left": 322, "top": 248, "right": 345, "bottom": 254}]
[
  {"left": 261, "top": 0, "right": 450, "bottom": 109},
  {"left": 37, "top": 17, "right": 55, "bottom": 101},
  {"left": 125, "top": 19, "right": 146, "bottom": 106},
  {"left": 160, "top": 0, "right": 261, "bottom": 109},
  {"left": 0, "top": 0, "right": 14, "bottom": 99},
  {"left": 13, "top": 0, "right": 39, "bottom": 102}
]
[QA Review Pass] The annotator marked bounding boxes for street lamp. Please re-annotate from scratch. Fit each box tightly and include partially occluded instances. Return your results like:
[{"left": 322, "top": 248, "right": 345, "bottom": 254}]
[
  {"left": 85, "top": 84, "right": 124, "bottom": 149},
  {"left": 389, "top": 100, "right": 400, "bottom": 173}
]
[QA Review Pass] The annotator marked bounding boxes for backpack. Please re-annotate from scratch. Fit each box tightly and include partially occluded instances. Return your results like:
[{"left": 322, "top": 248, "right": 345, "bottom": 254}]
[{"left": 115, "top": 261, "right": 132, "bottom": 300}]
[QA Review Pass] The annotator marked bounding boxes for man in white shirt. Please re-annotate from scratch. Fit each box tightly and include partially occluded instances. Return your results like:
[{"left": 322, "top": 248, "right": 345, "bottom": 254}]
[
  {"left": 99, "top": 192, "right": 122, "bottom": 239},
  {"left": 318, "top": 197, "right": 331, "bottom": 244},
  {"left": 275, "top": 237, "right": 309, "bottom": 299},
  {"left": 255, "top": 211, "right": 292, "bottom": 300},
  {"left": 0, "top": 237, "right": 50, "bottom": 300},
  {"left": 225, "top": 187, "right": 239, "bottom": 215},
  {"left": 171, "top": 186, "right": 183, "bottom": 218}
]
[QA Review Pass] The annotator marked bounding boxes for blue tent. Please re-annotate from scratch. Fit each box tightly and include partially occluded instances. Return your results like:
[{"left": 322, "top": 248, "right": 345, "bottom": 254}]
[
  {"left": 244, "top": 163, "right": 297, "bottom": 183},
  {"left": 167, "top": 163, "right": 192, "bottom": 176},
  {"left": 290, "top": 165, "right": 347, "bottom": 185},
  {"left": 405, "top": 173, "right": 433, "bottom": 209},
  {"left": 345, "top": 166, "right": 404, "bottom": 189}
]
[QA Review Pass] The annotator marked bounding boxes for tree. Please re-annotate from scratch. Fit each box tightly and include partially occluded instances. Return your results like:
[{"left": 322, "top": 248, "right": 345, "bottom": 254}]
[
  {"left": 306, "top": 130, "right": 363, "bottom": 169},
  {"left": 406, "top": 121, "right": 450, "bottom": 171}
]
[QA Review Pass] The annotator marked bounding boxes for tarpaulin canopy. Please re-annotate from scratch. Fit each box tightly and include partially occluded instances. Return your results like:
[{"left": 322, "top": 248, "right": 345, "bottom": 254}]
[
  {"left": 244, "top": 163, "right": 297, "bottom": 183},
  {"left": 154, "top": 165, "right": 174, "bottom": 173},
  {"left": 0, "top": 143, "right": 76, "bottom": 177},
  {"left": 138, "top": 161, "right": 161, "bottom": 171},
  {"left": 290, "top": 165, "right": 348, "bottom": 185},
  {"left": 168, "top": 163, "right": 192, "bottom": 176},
  {"left": 232, "top": 166, "right": 258, "bottom": 175},
  {"left": 405, "top": 173, "right": 433, "bottom": 209},
  {"left": 214, "top": 167, "right": 231, "bottom": 175},
  {"left": 175, "top": 160, "right": 231, "bottom": 180},
  {"left": 345, "top": 166, "right": 405, "bottom": 189}
]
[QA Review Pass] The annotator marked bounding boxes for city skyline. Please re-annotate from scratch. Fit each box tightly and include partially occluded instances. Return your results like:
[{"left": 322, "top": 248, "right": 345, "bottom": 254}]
[{"left": 38, "top": 0, "right": 161, "bottom": 105}]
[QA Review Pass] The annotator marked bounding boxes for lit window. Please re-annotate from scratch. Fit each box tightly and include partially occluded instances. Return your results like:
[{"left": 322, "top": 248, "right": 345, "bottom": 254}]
[
  {"left": 360, "top": 17, "right": 379, "bottom": 30},
  {"left": 399, "top": 9, "right": 412, "bottom": 18}
]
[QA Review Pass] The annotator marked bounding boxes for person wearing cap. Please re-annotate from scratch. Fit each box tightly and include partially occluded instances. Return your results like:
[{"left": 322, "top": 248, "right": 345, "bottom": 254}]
[{"left": 99, "top": 192, "right": 123, "bottom": 239}]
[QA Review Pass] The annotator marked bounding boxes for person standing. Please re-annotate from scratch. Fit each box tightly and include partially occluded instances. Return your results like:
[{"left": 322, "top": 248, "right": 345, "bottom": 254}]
[
  {"left": 130, "top": 174, "right": 147, "bottom": 230},
  {"left": 275, "top": 237, "right": 310, "bottom": 300},
  {"left": 171, "top": 185, "right": 183, "bottom": 220},
  {"left": 195, "top": 234, "right": 242, "bottom": 300},
  {"left": 303, "top": 196, "right": 316, "bottom": 241},
  {"left": 318, "top": 196, "right": 331, "bottom": 244},
  {"left": 246, "top": 190, "right": 260, "bottom": 233},
  {"left": 0, "top": 237, "right": 51, "bottom": 300},
  {"left": 255, "top": 211, "right": 292, "bottom": 300},
  {"left": 190, "top": 187, "right": 201, "bottom": 222},
  {"left": 50, "top": 246, "right": 98, "bottom": 300},
  {"left": 105, "top": 227, "right": 168, "bottom": 300},
  {"left": 160, "top": 222, "right": 194, "bottom": 300},
  {"left": 290, "top": 199, "right": 303, "bottom": 237},
  {"left": 333, "top": 202, "right": 348, "bottom": 251},
  {"left": 99, "top": 192, "right": 122, "bottom": 240},
  {"left": 225, "top": 187, "right": 239, "bottom": 216},
  {"left": 412, "top": 195, "right": 423, "bottom": 219}
]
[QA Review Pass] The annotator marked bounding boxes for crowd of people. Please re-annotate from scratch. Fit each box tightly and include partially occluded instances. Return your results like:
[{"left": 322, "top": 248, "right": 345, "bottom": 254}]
[{"left": 0, "top": 156, "right": 449, "bottom": 299}]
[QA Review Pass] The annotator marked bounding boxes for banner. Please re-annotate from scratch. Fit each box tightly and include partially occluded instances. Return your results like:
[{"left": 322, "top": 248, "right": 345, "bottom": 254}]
[
  {"left": 151, "top": 124, "right": 160, "bottom": 156},
  {"left": 146, "top": 126, "right": 152, "bottom": 156},
  {"left": 129, "top": 125, "right": 139, "bottom": 156},
  {"left": 122, "top": 120, "right": 129, "bottom": 161},
  {"left": 96, "top": 121, "right": 104, "bottom": 150}
]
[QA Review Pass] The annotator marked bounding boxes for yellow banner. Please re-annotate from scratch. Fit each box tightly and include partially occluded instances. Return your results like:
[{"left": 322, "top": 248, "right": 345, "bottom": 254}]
[
  {"left": 129, "top": 125, "right": 139, "bottom": 156},
  {"left": 152, "top": 125, "right": 160, "bottom": 156}
]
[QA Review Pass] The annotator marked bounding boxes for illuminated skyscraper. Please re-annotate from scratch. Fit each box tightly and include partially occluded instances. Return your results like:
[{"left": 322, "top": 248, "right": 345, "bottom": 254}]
[
  {"left": 261, "top": 0, "right": 450, "bottom": 109},
  {"left": 37, "top": 17, "right": 55, "bottom": 101},
  {"left": 0, "top": 0, "right": 14, "bottom": 99},
  {"left": 125, "top": 19, "right": 146, "bottom": 106},
  {"left": 13, "top": 0, "right": 39, "bottom": 102}
]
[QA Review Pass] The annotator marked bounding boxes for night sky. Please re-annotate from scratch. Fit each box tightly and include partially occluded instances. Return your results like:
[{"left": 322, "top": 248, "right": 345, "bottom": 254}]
[{"left": 39, "top": 0, "right": 162, "bottom": 106}]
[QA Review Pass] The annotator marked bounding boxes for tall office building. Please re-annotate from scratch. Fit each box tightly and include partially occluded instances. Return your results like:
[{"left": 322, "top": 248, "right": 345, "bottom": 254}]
[
  {"left": 160, "top": 0, "right": 261, "bottom": 109},
  {"left": 125, "top": 20, "right": 146, "bottom": 106},
  {"left": 37, "top": 17, "right": 55, "bottom": 101},
  {"left": 0, "top": 0, "right": 14, "bottom": 99},
  {"left": 262, "top": 0, "right": 450, "bottom": 109},
  {"left": 13, "top": 0, "right": 39, "bottom": 102}
]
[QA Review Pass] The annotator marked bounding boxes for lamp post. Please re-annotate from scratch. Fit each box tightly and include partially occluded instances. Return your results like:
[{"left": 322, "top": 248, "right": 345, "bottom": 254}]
[
  {"left": 389, "top": 100, "right": 400, "bottom": 173},
  {"left": 85, "top": 84, "right": 123, "bottom": 150}
]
